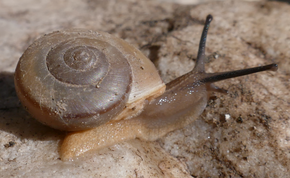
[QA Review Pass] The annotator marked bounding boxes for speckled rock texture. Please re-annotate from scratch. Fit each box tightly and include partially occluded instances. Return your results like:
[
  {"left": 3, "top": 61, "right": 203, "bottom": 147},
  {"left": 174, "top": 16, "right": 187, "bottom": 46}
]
[{"left": 0, "top": 0, "right": 289, "bottom": 177}]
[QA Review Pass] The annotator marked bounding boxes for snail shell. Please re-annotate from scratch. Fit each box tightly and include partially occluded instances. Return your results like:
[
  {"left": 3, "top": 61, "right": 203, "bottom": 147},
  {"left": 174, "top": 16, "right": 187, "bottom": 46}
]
[{"left": 14, "top": 29, "right": 165, "bottom": 131}]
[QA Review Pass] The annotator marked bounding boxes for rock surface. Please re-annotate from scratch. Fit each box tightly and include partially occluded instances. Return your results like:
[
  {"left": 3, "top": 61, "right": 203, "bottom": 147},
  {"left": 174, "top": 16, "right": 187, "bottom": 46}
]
[{"left": 0, "top": 0, "right": 289, "bottom": 177}]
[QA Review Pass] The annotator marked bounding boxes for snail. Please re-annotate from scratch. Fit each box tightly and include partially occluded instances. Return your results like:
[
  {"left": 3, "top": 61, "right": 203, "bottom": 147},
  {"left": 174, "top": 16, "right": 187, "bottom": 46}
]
[{"left": 14, "top": 15, "right": 278, "bottom": 161}]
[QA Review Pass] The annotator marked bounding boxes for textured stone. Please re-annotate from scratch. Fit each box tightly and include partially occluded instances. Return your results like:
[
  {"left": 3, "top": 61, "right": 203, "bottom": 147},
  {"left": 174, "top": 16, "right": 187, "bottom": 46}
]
[{"left": 0, "top": 0, "right": 289, "bottom": 177}]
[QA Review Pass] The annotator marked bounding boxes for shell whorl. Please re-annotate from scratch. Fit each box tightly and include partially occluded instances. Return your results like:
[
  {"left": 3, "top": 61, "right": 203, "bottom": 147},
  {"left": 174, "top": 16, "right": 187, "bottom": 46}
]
[{"left": 15, "top": 30, "right": 132, "bottom": 131}]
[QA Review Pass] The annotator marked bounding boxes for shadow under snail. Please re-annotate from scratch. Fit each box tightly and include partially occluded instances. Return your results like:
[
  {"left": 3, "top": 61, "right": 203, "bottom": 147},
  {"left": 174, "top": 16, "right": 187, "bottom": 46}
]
[{"left": 14, "top": 15, "right": 278, "bottom": 161}]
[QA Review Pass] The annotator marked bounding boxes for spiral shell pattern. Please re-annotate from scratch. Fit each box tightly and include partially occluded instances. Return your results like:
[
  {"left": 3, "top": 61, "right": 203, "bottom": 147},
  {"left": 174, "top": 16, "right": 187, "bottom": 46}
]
[{"left": 15, "top": 30, "right": 132, "bottom": 131}]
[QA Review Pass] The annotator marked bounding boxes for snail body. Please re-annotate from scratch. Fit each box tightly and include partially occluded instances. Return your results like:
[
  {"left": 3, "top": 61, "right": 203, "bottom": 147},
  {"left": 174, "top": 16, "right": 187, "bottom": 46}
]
[{"left": 14, "top": 15, "right": 277, "bottom": 160}]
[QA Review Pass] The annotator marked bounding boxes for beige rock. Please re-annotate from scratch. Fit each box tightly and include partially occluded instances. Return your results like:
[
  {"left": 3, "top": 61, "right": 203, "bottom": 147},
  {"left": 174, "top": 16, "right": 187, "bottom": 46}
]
[{"left": 0, "top": 0, "right": 288, "bottom": 177}]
